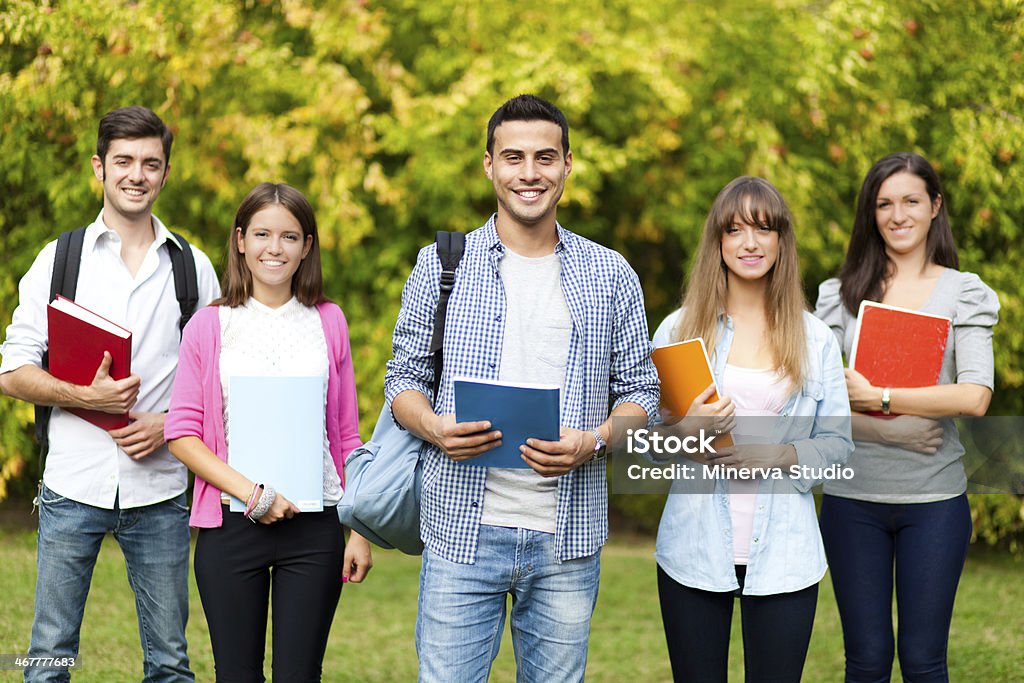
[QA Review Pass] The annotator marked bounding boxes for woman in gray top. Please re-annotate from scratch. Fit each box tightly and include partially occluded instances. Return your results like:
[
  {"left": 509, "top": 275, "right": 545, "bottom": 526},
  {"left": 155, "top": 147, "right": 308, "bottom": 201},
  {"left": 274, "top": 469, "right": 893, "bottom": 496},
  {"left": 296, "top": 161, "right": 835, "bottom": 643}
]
[{"left": 814, "top": 152, "right": 999, "bottom": 683}]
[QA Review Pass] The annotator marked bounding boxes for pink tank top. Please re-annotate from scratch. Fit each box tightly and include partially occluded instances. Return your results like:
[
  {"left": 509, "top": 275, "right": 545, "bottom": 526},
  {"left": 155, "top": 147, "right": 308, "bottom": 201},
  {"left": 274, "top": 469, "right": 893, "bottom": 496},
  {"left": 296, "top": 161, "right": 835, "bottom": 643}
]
[{"left": 720, "top": 364, "right": 790, "bottom": 565}]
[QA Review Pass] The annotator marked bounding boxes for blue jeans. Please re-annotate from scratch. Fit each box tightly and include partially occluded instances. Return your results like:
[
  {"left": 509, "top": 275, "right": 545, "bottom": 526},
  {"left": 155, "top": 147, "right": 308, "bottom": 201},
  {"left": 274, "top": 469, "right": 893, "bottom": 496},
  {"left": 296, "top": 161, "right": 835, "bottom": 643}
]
[
  {"left": 27, "top": 483, "right": 193, "bottom": 683},
  {"left": 820, "top": 494, "right": 971, "bottom": 683},
  {"left": 416, "top": 524, "right": 601, "bottom": 683}
]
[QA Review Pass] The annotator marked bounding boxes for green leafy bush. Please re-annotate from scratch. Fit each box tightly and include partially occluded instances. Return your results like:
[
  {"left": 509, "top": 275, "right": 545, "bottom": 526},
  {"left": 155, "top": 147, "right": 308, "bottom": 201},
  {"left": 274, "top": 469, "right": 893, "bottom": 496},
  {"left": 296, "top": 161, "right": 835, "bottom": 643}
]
[{"left": 2, "top": 0, "right": 1021, "bottom": 549}]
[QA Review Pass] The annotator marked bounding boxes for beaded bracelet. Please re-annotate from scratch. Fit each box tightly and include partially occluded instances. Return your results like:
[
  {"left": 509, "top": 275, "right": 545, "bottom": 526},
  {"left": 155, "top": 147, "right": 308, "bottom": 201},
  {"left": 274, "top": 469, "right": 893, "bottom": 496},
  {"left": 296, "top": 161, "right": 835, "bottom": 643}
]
[{"left": 247, "top": 485, "right": 277, "bottom": 522}]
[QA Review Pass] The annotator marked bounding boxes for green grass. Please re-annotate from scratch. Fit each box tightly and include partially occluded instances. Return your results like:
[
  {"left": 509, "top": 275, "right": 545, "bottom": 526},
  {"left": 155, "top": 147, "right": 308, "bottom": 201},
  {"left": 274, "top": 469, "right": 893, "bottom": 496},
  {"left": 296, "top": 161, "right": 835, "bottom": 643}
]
[{"left": 0, "top": 526, "right": 1021, "bottom": 681}]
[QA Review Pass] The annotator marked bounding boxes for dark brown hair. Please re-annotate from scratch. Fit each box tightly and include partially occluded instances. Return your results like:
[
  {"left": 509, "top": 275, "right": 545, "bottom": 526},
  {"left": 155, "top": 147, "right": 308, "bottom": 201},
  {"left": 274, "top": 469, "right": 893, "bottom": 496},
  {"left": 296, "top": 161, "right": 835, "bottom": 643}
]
[
  {"left": 487, "top": 94, "right": 570, "bottom": 157},
  {"left": 838, "top": 152, "right": 958, "bottom": 313},
  {"left": 96, "top": 106, "right": 173, "bottom": 165},
  {"left": 216, "top": 183, "right": 327, "bottom": 307}
]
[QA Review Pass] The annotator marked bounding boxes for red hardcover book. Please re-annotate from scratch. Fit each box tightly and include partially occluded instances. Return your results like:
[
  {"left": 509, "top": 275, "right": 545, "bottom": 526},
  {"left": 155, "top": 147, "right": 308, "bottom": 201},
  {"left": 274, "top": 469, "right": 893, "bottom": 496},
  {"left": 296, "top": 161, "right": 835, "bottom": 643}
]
[
  {"left": 46, "top": 295, "right": 133, "bottom": 430},
  {"left": 850, "top": 301, "right": 950, "bottom": 415}
]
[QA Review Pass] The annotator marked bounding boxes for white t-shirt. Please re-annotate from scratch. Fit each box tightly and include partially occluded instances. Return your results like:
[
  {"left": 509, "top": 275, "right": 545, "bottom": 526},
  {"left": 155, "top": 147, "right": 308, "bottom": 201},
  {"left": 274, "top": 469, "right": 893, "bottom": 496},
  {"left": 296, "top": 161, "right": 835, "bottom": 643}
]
[{"left": 480, "top": 249, "right": 571, "bottom": 533}]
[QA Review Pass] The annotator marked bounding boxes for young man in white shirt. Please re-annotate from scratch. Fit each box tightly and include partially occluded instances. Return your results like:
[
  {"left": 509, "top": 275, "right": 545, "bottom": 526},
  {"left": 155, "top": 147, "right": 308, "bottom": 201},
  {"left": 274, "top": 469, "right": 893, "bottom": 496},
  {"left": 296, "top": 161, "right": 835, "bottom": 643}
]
[{"left": 0, "top": 106, "right": 220, "bottom": 682}]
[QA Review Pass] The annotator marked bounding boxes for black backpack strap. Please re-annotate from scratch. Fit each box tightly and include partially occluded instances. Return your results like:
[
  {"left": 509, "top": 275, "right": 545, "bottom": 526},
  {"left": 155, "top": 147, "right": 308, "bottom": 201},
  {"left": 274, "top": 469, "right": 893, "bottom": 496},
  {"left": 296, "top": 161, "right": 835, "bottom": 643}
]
[
  {"left": 429, "top": 231, "right": 465, "bottom": 401},
  {"left": 166, "top": 231, "right": 200, "bottom": 335},
  {"left": 49, "top": 227, "right": 86, "bottom": 305},
  {"left": 36, "top": 227, "right": 88, "bottom": 474}
]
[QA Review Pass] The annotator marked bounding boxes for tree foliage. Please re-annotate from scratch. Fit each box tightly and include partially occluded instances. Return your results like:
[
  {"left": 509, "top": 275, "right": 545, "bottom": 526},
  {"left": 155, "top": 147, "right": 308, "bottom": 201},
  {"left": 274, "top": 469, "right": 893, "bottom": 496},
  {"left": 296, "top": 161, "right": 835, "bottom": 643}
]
[{"left": 1, "top": 0, "right": 1021, "bottom": 545}]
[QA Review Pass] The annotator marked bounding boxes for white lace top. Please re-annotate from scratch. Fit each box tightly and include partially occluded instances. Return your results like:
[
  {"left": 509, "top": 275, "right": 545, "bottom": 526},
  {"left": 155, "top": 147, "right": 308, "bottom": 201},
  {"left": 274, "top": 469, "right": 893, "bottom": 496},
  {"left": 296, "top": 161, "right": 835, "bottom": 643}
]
[{"left": 218, "top": 297, "right": 341, "bottom": 505}]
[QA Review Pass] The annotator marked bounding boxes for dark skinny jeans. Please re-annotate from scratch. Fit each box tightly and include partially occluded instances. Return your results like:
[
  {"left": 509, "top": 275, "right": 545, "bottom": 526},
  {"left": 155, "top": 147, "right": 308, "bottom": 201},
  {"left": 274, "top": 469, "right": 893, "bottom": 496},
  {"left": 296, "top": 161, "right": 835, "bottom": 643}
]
[
  {"left": 658, "top": 564, "right": 818, "bottom": 682},
  {"left": 819, "top": 493, "right": 971, "bottom": 683}
]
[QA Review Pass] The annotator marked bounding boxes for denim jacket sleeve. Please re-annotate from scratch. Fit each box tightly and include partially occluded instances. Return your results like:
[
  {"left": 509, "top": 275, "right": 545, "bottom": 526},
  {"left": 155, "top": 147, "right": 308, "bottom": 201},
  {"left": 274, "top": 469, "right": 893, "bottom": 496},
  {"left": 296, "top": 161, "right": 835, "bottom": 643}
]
[{"left": 788, "top": 316, "right": 853, "bottom": 492}]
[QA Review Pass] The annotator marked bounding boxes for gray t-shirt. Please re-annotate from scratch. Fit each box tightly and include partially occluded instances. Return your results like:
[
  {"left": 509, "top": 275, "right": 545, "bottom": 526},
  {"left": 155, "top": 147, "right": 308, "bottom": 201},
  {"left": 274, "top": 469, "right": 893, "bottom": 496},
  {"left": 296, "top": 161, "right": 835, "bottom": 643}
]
[
  {"left": 814, "top": 269, "right": 999, "bottom": 502},
  {"left": 480, "top": 249, "right": 571, "bottom": 532}
]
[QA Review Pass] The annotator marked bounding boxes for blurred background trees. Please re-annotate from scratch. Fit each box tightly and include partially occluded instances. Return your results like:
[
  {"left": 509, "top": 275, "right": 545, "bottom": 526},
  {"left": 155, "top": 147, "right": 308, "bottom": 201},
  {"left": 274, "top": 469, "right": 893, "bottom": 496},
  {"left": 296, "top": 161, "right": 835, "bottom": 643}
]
[{"left": 1, "top": 0, "right": 1021, "bottom": 548}]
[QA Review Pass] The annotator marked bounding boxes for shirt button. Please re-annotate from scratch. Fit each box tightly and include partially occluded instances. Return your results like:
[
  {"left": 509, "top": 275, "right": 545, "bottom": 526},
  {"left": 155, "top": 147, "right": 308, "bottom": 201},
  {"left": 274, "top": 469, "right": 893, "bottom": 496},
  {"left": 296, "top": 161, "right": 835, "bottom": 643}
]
[
  {"left": 471, "top": 501, "right": 479, "bottom": 508},
  {"left": 495, "top": 314, "right": 502, "bottom": 321},
  {"left": 753, "top": 537, "right": 759, "bottom": 543},
  {"left": 488, "top": 362, "right": 496, "bottom": 369}
]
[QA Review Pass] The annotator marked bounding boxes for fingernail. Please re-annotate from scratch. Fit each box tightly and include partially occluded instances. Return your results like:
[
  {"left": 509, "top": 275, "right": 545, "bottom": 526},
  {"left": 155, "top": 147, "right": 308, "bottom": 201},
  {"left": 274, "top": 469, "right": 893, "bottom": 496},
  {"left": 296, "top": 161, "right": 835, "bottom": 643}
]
[{"left": 342, "top": 575, "right": 349, "bottom": 583}]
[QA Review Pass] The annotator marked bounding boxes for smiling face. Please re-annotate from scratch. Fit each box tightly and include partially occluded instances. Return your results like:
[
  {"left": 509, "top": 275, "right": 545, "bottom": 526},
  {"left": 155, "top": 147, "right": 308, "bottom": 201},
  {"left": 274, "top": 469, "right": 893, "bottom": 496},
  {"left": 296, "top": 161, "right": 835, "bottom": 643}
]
[
  {"left": 484, "top": 119, "right": 572, "bottom": 233},
  {"left": 91, "top": 136, "right": 169, "bottom": 224},
  {"left": 236, "top": 204, "right": 313, "bottom": 305},
  {"left": 720, "top": 212, "right": 780, "bottom": 283},
  {"left": 874, "top": 171, "right": 941, "bottom": 260}
]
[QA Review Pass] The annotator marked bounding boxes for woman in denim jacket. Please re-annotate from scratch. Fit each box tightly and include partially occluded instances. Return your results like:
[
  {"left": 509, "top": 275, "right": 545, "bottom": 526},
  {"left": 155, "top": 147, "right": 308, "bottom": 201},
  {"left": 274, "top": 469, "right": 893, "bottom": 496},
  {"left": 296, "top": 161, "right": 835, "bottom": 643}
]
[{"left": 652, "top": 177, "right": 852, "bottom": 682}]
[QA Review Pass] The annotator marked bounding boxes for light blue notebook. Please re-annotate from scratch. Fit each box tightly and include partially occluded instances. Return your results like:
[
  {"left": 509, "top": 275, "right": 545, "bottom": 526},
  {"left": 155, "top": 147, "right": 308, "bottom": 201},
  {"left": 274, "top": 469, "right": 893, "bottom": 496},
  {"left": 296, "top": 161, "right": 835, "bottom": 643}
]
[
  {"left": 228, "top": 375, "right": 324, "bottom": 512},
  {"left": 453, "top": 378, "right": 560, "bottom": 468}
]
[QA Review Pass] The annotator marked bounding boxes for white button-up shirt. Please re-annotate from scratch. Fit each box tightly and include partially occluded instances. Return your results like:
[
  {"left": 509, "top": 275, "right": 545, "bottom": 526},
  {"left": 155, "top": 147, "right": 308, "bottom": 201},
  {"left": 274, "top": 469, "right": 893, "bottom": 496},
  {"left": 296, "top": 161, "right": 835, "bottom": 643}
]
[{"left": 0, "top": 211, "right": 220, "bottom": 508}]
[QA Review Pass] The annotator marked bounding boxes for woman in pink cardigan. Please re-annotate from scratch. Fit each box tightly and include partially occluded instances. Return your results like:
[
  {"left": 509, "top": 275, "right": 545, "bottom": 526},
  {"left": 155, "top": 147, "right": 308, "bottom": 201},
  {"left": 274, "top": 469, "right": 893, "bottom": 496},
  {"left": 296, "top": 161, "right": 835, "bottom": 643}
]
[{"left": 166, "top": 183, "right": 371, "bottom": 682}]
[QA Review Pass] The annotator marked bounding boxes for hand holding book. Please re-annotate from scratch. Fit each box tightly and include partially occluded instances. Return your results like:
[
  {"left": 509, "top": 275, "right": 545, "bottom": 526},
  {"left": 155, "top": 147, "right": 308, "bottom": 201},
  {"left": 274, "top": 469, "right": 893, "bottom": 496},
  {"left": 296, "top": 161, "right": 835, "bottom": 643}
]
[
  {"left": 669, "top": 383, "right": 736, "bottom": 440},
  {"left": 255, "top": 492, "right": 301, "bottom": 525},
  {"left": 82, "top": 351, "right": 141, "bottom": 416},
  {"left": 452, "top": 378, "right": 560, "bottom": 469},
  {"left": 47, "top": 296, "right": 138, "bottom": 430},
  {"left": 520, "top": 427, "right": 600, "bottom": 477},
  {"left": 651, "top": 338, "right": 735, "bottom": 448},
  {"left": 427, "top": 413, "right": 503, "bottom": 462},
  {"left": 848, "top": 301, "right": 951, "bottom": 416}
]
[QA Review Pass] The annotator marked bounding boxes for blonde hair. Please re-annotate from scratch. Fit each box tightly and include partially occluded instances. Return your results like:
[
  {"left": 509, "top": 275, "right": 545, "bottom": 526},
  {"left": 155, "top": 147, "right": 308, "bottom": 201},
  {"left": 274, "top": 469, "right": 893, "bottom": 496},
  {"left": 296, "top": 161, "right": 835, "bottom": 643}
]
[{"left": 674, "top": 176, "right": 807, "bottom": 389}]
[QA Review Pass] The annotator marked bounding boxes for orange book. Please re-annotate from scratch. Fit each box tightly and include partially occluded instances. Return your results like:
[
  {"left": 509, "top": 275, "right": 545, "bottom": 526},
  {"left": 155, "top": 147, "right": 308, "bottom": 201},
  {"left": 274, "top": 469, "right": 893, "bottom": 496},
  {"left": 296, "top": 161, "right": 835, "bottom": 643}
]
[
  {"left": 850, "top": 300, "right": 950, "bottom": 415},
  {"left": 651, "top": 337, "right": 733, "bottom": 447},
  {"left": 47, "top": 295, "right": 133, "bottom": 430}
]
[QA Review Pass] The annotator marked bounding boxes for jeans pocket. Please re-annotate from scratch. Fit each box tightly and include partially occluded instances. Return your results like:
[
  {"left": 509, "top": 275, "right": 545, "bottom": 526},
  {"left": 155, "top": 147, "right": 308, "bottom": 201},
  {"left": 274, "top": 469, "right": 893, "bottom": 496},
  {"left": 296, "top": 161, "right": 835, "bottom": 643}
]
[
  {"left": 38, "top": 484, "right": 68, "bottom": 507},
  {"left": 165, "top": 493, "right": 190, "bottom": 514}
]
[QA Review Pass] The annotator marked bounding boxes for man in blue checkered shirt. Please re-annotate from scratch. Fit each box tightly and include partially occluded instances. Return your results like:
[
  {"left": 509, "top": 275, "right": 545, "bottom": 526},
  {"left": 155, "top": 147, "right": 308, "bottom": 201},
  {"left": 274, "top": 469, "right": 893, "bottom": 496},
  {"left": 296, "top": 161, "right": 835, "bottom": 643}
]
[{"left": 385, "top": 94, "right": 660, "bottom": 682}]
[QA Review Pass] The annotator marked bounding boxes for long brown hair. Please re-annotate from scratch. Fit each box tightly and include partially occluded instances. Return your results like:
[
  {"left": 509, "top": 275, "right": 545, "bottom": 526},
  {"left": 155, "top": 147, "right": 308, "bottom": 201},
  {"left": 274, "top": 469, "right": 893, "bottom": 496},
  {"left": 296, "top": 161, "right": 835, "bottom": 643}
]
[
  {"left": 216, "top": 182, "right": 327, "bottom": 307},
  {"left": 674, "top": 176, "right": 807, "bottom": 389},
  {"left": 838, "top": 152, "right": 958, "bottom": 314}
]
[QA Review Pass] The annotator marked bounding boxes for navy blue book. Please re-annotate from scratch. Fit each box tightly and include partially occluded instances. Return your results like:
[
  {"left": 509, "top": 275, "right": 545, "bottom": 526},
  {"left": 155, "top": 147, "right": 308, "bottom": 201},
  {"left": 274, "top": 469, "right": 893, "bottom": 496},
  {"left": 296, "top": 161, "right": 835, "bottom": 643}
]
[{"left": 453, "top": 378, "right": 561, "bottom": 468}]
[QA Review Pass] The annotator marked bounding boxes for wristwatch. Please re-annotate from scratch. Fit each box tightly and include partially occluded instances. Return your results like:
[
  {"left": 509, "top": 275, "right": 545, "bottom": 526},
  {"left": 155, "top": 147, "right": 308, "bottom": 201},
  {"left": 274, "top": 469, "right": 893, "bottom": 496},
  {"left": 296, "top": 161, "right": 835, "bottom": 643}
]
[
  {"left": 590, "top": 429, "right": 607, "bottom": 461},
  {"left": 881, "top": 387, "right": 892, "bottom": 415}
]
